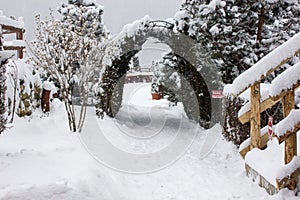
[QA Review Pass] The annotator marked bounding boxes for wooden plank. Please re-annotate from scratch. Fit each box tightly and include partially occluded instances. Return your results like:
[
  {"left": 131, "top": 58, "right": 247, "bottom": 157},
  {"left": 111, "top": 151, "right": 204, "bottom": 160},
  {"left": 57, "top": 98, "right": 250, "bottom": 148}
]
[
  {"left": 276, "top": 168, "right": 300, "bottom": 190},
  {"left": 282, "top": 90, "right": 297, "bottom": 164},
  {"left": 250, "top": 82, "right": 261, "bottom": 149},
  {"left": 3, "top": 46, "right": 25, "bottom": 50},
  {"left": 245, "top": 163, "right": 278, "bottom": 195},
  {"left": 276, "top": 121, "right": 300, "bottom": 144},
  {"left": 239, "top": 84, "right": 300, "bottom": 124},
  {"left": 239, "top": 98, "right": 281, "bottom": 124},
  {"left": 235, "top": 48, "right": 300, "bottom": 96},
  {"left": 239, "top": 130, "right": 269, "bottom": 158},
  {"left": 1, "top": 24, "right": 25, "bottom": 33}
]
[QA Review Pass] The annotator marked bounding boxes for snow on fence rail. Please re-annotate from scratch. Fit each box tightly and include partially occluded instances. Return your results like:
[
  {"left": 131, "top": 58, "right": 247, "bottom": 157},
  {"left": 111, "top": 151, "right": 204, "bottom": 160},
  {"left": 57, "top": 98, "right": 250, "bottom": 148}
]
[
  {"left": 237, "top": 62, "right": 300, "bottom": 124},
  {"left": 224, "top": 32, "right": 300, "bottom": 96}
]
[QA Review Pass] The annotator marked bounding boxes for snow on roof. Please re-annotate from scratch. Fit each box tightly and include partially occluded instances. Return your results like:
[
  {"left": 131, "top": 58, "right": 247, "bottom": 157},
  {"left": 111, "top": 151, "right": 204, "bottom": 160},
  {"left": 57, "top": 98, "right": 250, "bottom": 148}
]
[
  {"left": 0, "top": 11, "right": 24, "bottom": 30},
  {"left": 3, "top": 40, "right": 26, "bottom": 47},
  {"left": 225, "top": 32, "right": 300, "bottom": 96},
  {"left": 269, "top": 62, "right": 300, "bottom": 97}
]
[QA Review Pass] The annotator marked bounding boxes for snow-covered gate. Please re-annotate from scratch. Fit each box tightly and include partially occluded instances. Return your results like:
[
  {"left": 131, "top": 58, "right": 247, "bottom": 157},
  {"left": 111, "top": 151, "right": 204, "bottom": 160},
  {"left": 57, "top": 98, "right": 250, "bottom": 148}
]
[
  {"left": 225, "top": 32, "right": 300, "bottom": 194},
  {"left": 98, "top": 17, "right": 223, "bottom": 128}
]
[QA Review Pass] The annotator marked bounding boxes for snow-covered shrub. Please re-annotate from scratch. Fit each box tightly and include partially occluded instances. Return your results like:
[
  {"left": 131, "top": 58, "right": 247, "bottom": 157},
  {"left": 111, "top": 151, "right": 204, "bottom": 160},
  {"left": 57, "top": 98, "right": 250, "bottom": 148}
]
[
  {"left": 31, "top": 0, "right": 109, "bottom": 132},
  {"left": 223, "top": 96, "right": 250, "bottom": 147},
  {"left": 5, "top": 59, "right": 42, "bottom": 121}
]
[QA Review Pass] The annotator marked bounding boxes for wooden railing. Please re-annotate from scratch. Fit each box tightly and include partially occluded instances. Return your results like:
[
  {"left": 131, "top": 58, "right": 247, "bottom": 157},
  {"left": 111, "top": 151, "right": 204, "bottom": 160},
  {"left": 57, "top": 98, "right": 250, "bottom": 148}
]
[{"left": 225, "top": 32, "right": 300, "bottom": 193}]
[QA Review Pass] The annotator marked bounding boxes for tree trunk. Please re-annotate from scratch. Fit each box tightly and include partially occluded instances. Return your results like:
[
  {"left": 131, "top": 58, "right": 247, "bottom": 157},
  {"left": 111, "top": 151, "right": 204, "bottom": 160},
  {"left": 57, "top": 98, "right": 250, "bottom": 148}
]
[{"left": 256, "top": 5, "right": 265, "bottom": 43}]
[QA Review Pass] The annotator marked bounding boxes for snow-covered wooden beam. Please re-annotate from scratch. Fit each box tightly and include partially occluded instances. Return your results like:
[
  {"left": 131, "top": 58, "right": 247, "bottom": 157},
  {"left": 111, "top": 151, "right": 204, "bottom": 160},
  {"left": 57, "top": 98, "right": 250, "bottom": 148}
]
[
  {"left": 1, "top": 24, "right": 25, "bottom": 34},
  {"left": 276, "top": 156, "right": 300, "bottom": 190},
  {"left": 239, "top": 125, "right": 269, "bottom": 158},
  {"left": 238, "top": 85, "right": 300, "bottom": 124},
  {"left": 0, "top": 15, "right": 25, "bottom": 31},
  {"left": 274, "top": 109, "right": 300, "bottom": 143},
  {"left": 238, "top": 62, "right": 300, "bottom": 124},
  {"left": 224, "top": 32, "right": 300, "bottom": 96}
]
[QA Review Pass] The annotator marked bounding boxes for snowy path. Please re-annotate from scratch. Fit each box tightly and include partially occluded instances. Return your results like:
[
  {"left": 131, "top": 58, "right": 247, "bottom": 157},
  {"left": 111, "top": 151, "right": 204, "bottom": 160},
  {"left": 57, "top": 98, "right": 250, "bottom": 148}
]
[
  {"left": 0, "top": 83, "right": 297, "bottom": 199},
  {"left": 80, "top": 83, "right": 273, "bottom": 200}
]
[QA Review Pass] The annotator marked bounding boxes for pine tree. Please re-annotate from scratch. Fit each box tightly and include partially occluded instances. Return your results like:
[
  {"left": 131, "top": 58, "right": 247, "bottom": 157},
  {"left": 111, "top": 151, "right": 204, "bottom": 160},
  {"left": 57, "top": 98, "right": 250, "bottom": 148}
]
[
  {"left": 58, "top": 0, "right": 109, "bottom": 40},
  {"left": 158, "top": 52, "right": 180, "bottom": 105},
  {"left": 177, "top": 0, "right": 300, "bottom": 84}
]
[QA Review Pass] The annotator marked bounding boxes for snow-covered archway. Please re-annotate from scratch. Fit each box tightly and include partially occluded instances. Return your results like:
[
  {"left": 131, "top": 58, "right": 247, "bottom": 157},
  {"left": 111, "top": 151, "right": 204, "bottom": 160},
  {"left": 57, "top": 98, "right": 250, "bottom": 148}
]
[{"left": 98, "top": 16, "right": 223, "bottom": 128}]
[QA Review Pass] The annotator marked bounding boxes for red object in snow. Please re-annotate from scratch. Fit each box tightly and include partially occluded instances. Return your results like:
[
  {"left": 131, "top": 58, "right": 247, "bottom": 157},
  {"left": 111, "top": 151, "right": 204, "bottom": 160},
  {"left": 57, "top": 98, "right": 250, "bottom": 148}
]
[
  {"left": 152, "top": 93, "right": 161, "bottom": 100},
  {"left": 268, "top": 116, "right": 273, "bottom": 140}
]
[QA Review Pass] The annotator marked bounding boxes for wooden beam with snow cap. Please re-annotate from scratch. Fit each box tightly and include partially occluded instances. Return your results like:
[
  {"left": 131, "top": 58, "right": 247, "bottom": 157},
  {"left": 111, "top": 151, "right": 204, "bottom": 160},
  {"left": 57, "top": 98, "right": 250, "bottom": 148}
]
[{"left": 228, "top": 32, "right": 300, "bottom": 97}]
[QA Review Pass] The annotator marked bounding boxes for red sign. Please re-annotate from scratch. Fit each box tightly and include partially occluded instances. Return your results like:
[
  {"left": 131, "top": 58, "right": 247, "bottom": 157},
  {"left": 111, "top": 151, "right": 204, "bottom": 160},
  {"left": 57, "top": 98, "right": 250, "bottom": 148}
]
[
  {"left": 212, "top": 90, "right": 224, "bottom": 99},
  {"left": 268, "top": 116, "right": 273, "bottom": 140}
]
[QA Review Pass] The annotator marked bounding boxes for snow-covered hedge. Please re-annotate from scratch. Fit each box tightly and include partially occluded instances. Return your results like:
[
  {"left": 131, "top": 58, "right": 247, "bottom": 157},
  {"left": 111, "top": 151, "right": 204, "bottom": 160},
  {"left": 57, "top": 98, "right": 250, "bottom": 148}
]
[{"left": 222, "top": 96, "right": 250, "bottom": 147}]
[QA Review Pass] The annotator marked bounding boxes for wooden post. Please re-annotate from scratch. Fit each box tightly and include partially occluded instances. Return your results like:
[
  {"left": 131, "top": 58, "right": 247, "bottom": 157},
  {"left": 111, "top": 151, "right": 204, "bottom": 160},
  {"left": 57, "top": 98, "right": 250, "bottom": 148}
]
[
  {"left": 282, "top": 90, "right": 297, "bottom": 165},
  {"left": 16, "top": 30, "right": 23, "bottom": 59},
  {"left": 282, "top": 90, "right": 297, "bottom": 190},
  {"left": 250, "top": 82, "right": 261, "bottom": 149}
]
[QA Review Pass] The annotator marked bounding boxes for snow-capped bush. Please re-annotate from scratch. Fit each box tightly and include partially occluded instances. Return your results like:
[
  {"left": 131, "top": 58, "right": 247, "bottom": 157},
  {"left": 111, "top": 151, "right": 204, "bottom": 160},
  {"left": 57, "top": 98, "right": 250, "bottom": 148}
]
[{"left": 5, "top": 59, "right": 42, "bottom": 121}]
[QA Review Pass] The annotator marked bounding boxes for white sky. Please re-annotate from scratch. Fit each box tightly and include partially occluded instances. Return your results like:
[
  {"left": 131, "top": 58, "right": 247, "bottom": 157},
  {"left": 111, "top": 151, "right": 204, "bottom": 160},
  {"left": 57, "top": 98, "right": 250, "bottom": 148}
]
[
  {"left": 1, "top": 0, "right": 182, "bottom": 40},
  {"left": 1, "top": 0, "right": 182, "bottom": 66}
]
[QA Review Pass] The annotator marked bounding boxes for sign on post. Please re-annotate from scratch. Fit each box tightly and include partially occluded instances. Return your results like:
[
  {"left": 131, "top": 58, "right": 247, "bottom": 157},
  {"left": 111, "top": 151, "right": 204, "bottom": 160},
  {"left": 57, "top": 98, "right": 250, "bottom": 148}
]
[
  {"left": 268, "top": 116, "right": 273, "bottom": 140},
  {"left": 212, "top": 90, "right": 224, "bottom": 99}
]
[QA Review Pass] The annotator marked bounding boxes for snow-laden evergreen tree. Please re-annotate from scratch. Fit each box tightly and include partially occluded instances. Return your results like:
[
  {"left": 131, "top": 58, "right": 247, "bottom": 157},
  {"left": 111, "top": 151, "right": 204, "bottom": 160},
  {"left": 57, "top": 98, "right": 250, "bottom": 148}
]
[
  {"left": 31, "top": 0, "right": 109, "bottom": 132},
  {"left": 176, "top": 0, "right": 261, "bottom": 84},
  {"left": 156, "top": 52, "right": 181, "bottom": 105},
  {"left": 0, "top": 26, "right": 12, "bottom": 134},
  {"left": 58, "top": 0, "right": 109, "bottom": 41},
  {"left": 176, "top": 0, "right": 300, "bottom": 84},
  {"left": 131, "top": 55, "right": 140, "bottom": 72}
]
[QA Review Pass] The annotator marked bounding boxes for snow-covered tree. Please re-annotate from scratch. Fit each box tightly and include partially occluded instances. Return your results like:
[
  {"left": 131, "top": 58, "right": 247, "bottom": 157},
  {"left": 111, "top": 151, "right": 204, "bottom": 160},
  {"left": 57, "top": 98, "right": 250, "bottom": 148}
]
[
  {"left": 0, "top": 26, "right": 12, "bottom": 134},
  {"left": 131, "top": 55, "right": 140, "bottom": 72},
  {"left": 176, "top": 0, "right": 300, "bottom": 84},
  {"left": 58, "top": 0, "right": 109, "bottom": 41},
  {"left": 152, "top": 51, "right": 211, "bottom": 127},
  {"left": 31, "top": 7, "right": 108, "bottom": 132},
  {"left": 155, "top": 52, "right": 181, "bottom": 105}
]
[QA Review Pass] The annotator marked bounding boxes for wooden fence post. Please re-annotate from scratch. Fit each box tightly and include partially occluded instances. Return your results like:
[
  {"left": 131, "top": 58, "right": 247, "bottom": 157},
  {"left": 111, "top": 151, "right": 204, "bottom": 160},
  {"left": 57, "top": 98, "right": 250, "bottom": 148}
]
[
  {"left": 282, "top": 90, "right": 297, "bottom": 190},
  {"left": 250, "top": 82, "right": 261, "bottom": 149},
  {"left": 16, "top": 30, "right": 23, "bottom": 59},
  {"left": 282, "top": 90, "right": 297, "bottom": 165}
]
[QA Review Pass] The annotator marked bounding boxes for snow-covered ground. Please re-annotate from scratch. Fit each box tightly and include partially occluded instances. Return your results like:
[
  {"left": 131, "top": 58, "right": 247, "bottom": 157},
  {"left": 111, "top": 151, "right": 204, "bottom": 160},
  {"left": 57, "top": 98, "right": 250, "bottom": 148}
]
[{"left": 0, "top": 83, "right": 298, "bottom": 200}]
